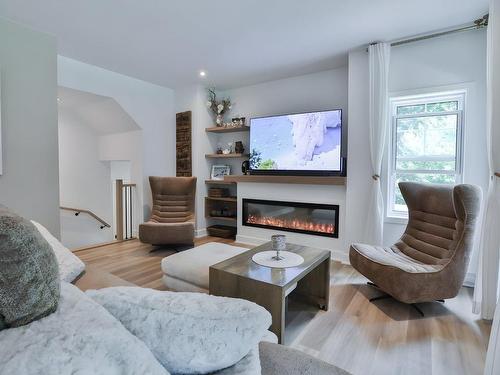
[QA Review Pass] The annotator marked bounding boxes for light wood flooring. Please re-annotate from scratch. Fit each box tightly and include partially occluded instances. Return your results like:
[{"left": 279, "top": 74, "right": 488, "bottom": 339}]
[{"left": 75, "top": 238, "right": 490, "bottom": 375}]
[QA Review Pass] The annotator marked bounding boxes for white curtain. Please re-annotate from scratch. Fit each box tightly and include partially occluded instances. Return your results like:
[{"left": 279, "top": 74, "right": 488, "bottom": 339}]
[
  {"left": 365, "top": 43, "right": 391, "bottom": 245},
  {"left": 474, "top": 0, "right": 500, "bottom": 322},
  {"left": 482, "top": 2, "right": 500, "bottom": 372}
]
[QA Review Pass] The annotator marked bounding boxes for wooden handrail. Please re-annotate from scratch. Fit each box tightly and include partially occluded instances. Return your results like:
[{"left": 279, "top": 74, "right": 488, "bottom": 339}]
[
  {"left": 495, "top": 172, "right": 500, "bottom": 178},
  {"left": 60, "top": 206, "right": 111, "bottom": 229}
]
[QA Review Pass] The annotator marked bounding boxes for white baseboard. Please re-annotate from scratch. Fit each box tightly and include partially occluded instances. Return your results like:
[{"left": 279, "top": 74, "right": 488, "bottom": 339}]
[
  {"left": 236, "top": 234, "right": 350, "bottom": 265},
  {"left": 195, "top": 228, "right": 207, "bottom": 238},
  {"left": 463, "top": 272, "right": 476, "bottom": 288}
]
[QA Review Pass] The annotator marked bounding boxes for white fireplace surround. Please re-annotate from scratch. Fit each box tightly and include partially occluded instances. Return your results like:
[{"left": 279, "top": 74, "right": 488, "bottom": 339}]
[{"left": 235, "top": 182, "right": 347, "bottom": 263}]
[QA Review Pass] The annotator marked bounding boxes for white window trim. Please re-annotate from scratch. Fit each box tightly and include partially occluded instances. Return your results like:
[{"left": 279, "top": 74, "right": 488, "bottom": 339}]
[{"left": 385, "top": 89, "right": 466, "bottom": 222}]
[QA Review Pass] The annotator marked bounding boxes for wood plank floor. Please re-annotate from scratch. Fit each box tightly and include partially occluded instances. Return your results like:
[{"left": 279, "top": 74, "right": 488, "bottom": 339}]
[{"left": 75, "top": 238, "right": 490, "bottom": 375}]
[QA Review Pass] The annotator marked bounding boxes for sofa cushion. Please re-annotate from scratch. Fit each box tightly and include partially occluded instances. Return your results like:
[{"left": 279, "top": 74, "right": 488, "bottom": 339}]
[
  {"left": 161, "top": 242, "right": 249, "bottom": 289},
  {"left": 0, "top": 283, "right": 168, "bottom": 375},
  {"left": 87, "top": 286, "right": 272, "bottom": 374},
  {"left": 0, "top": 206, "right": 60, "bottom": 330},
  {"left": 31, "top": 220, "right": 85, "bottom": 283}
]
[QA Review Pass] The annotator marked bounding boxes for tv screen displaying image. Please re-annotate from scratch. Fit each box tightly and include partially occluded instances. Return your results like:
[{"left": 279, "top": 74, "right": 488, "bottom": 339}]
[{"left": 249, "top": 109, "right": 342, "bottom": 175}]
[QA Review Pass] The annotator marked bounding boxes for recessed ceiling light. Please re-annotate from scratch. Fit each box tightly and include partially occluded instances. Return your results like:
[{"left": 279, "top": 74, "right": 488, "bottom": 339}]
[{"left": 199, "top": 71, "right": 206, "bottom": 77}]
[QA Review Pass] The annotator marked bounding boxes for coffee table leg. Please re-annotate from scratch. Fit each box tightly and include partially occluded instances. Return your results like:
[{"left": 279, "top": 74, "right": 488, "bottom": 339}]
[
  {"left": 293, "top": 257, "right": 330, "bottom": 311},
  {"left": 266, "top": 287, "right": 286, "bottom": 344}
]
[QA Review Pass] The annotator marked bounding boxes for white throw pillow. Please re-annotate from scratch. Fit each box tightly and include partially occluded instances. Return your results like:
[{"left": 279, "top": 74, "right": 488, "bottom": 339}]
[
  {"left": 87, "top": 287, "right": 272, "bottom": 374},
  {"left": 0, "top": 283, "right": 169, "bottom": 375},
  {"left": 31, "top": 220, "right": 85, "bottom": 282}
]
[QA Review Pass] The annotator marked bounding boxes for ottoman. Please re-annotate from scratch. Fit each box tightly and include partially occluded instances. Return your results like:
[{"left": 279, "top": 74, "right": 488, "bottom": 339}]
[{"left": 161, "top": 242, "right": 249, "bottom": 292}]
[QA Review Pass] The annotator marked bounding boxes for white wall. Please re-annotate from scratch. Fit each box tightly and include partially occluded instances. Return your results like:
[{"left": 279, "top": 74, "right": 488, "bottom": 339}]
[
  {"left": 345, "top": 50, "right": 372, "bottom": 248},
  {"left": 220, "top": 67, "right": 349, "bottom": 158},
  {"left": 222, "top": 68, "right": 348, "bottom": 254},
  {"left": 58, "top": 56, "right": 176, "bottom": 223},
  {"left": 174, "top": 68, "right": 349, "bottom": 252},
  {"left": 58, "top": 109, "right": 114, "bottom": 248},
  {"left": 346, "top": 30, "right": 488, "bottom": 280},
  {"left": 174, "top": 85, "right": 215, "bottom": 234},
  {"left": 0, "top": 18, "right": 60, "bottom": 235}
]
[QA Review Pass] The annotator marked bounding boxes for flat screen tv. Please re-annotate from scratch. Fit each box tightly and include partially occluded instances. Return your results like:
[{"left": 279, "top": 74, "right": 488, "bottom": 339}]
[{"left": 249, "top": 109, "right": 344, "bottom": 176}]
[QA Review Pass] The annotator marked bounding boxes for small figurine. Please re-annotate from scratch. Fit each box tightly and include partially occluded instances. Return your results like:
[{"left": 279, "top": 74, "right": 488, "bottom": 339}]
[{"left": 235, "top": 141, "right": 244, "bottom": 154}]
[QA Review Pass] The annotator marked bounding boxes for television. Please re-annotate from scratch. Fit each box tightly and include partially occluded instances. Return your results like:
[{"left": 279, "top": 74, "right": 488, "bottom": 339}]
[{"left": 249, "top": 109, "right": 344, "bottom": 176}]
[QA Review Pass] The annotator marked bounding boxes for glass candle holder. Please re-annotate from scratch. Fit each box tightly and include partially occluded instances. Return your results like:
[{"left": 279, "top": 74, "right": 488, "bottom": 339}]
[{"left": 271, "top": 234, "right": 286, "bottom": 260}]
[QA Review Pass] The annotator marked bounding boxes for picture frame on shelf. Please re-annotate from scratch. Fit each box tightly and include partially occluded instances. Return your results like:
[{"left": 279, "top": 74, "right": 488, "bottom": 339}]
[{"left": 211, "top": 165, "right": 231, "bottom": 180}]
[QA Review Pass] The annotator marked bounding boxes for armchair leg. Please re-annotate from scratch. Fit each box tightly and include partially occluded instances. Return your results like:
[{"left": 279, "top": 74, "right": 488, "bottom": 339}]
[
  {"left": 412, "top": 304, "right": 425, "bottom": 317},
  {"left": 369, "top": 295, "right": 391, "bottom": 302},
  {"left": 366, "top": 281, "right": 444, "bottom": 317}
]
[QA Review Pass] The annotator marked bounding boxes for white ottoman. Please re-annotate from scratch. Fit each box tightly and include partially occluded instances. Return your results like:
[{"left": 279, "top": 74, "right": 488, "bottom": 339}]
[{"left": 161, "top": 242, "right": 249, "bottom": 293}]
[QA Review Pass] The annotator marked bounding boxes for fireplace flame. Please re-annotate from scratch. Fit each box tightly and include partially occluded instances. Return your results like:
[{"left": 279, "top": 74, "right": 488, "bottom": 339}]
[{"left": 246, "top": 214, "right": 335, "bottom": 234}]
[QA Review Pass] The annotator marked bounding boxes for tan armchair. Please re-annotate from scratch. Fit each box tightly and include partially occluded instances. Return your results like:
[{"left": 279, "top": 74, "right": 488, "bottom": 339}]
[
  {"left": 139, "top": 176, "right": 197, "bottom": 246},
  {"left": 349, "top": 182, "right": 481, "bottom": 313}
]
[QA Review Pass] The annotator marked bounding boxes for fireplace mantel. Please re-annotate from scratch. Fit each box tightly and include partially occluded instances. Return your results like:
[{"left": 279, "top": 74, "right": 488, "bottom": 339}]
[{"left": 223, "top": 175, "right": 346, "bottom": 185}]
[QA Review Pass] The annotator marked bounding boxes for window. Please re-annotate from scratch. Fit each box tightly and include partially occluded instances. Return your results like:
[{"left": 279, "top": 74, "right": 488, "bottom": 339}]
[{"left": 387, "top": 91, "right": 464, "bottom": 218}]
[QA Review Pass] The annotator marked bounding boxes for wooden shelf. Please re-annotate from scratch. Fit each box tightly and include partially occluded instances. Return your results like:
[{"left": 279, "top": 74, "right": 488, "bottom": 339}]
[
  {"left": 206, "top": 126, "right": 250, "bottom": 133},
  {"left": 205, "top": 153, "right": 249, "bottom": 158},
  {"left": 205, "top": 196, "right": 237, "bottom": 203},
  {"left": 205, "top": 179, "right": 236, "bottom": 185},
  {"left": 223, "top": 175, "right": 346, "bottom": 185},
  {"left": 205, "top": 216, "right": 237, "bottom": 222}
]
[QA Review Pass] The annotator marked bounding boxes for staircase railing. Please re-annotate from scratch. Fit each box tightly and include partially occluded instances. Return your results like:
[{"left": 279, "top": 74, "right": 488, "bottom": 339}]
[
  {"left": 115, "top": 179, "right": 136, "bottom": 240},
  {"left": 59, "top": 206, "right": 111, "bottom": 229}
]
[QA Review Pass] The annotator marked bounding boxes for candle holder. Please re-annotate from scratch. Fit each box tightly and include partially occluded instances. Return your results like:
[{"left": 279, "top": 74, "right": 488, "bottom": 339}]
[{"left": 271, "top": 235, "right": 286, "bottom": 260}]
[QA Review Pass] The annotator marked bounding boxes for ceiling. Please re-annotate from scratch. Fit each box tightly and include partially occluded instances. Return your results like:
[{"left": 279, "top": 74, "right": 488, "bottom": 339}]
[
  {"left": 0, "top": 0, "right": 489, "bottom": 89},
  {"left": 58, "top": 86, "right": 140, "bottom": 135}
]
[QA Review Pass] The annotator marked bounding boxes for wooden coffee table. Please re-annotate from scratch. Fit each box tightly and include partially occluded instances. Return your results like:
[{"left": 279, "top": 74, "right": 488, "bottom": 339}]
[{"left": 209, "top": 242, "right": 330, "bottom": 344}]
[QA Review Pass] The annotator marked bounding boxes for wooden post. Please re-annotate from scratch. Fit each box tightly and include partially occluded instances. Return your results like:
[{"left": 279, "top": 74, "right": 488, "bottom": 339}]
[{"left": 116, "top": 179, "right": 124, "bottom": 240}]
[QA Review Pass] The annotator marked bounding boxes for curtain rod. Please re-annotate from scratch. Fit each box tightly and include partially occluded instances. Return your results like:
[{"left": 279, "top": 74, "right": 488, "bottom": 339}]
[{"left": 369, "top": 14, "right": 489, "bottom": 49}]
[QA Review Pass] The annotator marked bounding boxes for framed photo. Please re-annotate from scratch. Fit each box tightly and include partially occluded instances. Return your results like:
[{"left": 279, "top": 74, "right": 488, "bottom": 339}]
[{"left": 211, "top": 165, "right": 231, "bottom": 180}]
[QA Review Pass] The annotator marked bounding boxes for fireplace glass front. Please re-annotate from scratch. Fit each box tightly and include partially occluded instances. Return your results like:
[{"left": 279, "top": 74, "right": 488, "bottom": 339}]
[{"left": 242, "top": 199, "right": 339, "bottom": 238}]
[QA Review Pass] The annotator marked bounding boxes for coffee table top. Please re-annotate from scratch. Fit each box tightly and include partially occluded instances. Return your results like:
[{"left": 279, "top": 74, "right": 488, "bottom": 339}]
[{"left": 210, "top": 242, "right": 330, "bottom": 288}]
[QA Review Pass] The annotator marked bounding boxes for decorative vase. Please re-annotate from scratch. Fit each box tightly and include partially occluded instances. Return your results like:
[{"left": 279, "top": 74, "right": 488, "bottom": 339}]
[
  {"left": 241, "top": 160, "right": 250, "bottom": 175},
  {"left": 216, "top": 114, "right": 223, "bottom": 126}
]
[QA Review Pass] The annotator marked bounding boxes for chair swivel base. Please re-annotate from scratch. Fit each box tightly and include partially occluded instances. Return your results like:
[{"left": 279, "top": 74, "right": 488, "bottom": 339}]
[{"left": 366, "top": 282, "right": 444, "bottom": 317}]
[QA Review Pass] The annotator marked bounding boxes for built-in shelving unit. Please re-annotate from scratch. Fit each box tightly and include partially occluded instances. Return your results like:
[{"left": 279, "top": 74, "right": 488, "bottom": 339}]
[
  {"left": 204, "top": 124, "right": 250, "bottom": 238},
  {"left": 205, "top": 153, "right": 249, "bottom": 158},
  {"left": 205, "top": 126, "right": 250, "bottom": 133}
]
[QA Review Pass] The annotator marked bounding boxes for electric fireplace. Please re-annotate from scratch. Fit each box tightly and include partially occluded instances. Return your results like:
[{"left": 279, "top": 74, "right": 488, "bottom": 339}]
[{"left": 242, "top": 199, "right": 339, "bottom": 238}]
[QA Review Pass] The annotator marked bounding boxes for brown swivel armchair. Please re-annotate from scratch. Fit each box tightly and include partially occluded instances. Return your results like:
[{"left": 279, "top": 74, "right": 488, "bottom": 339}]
[
  {"left": 349, "top": 182, "right": 481, "bottom": 313},
  {"left": 139, "top": 176, "right": 197, "bottom": 246}
]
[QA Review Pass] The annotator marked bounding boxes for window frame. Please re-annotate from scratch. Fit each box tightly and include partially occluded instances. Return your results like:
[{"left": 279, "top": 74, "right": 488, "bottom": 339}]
[{"left": 387, "top": 91, "right": 465, "bottom": 220}]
